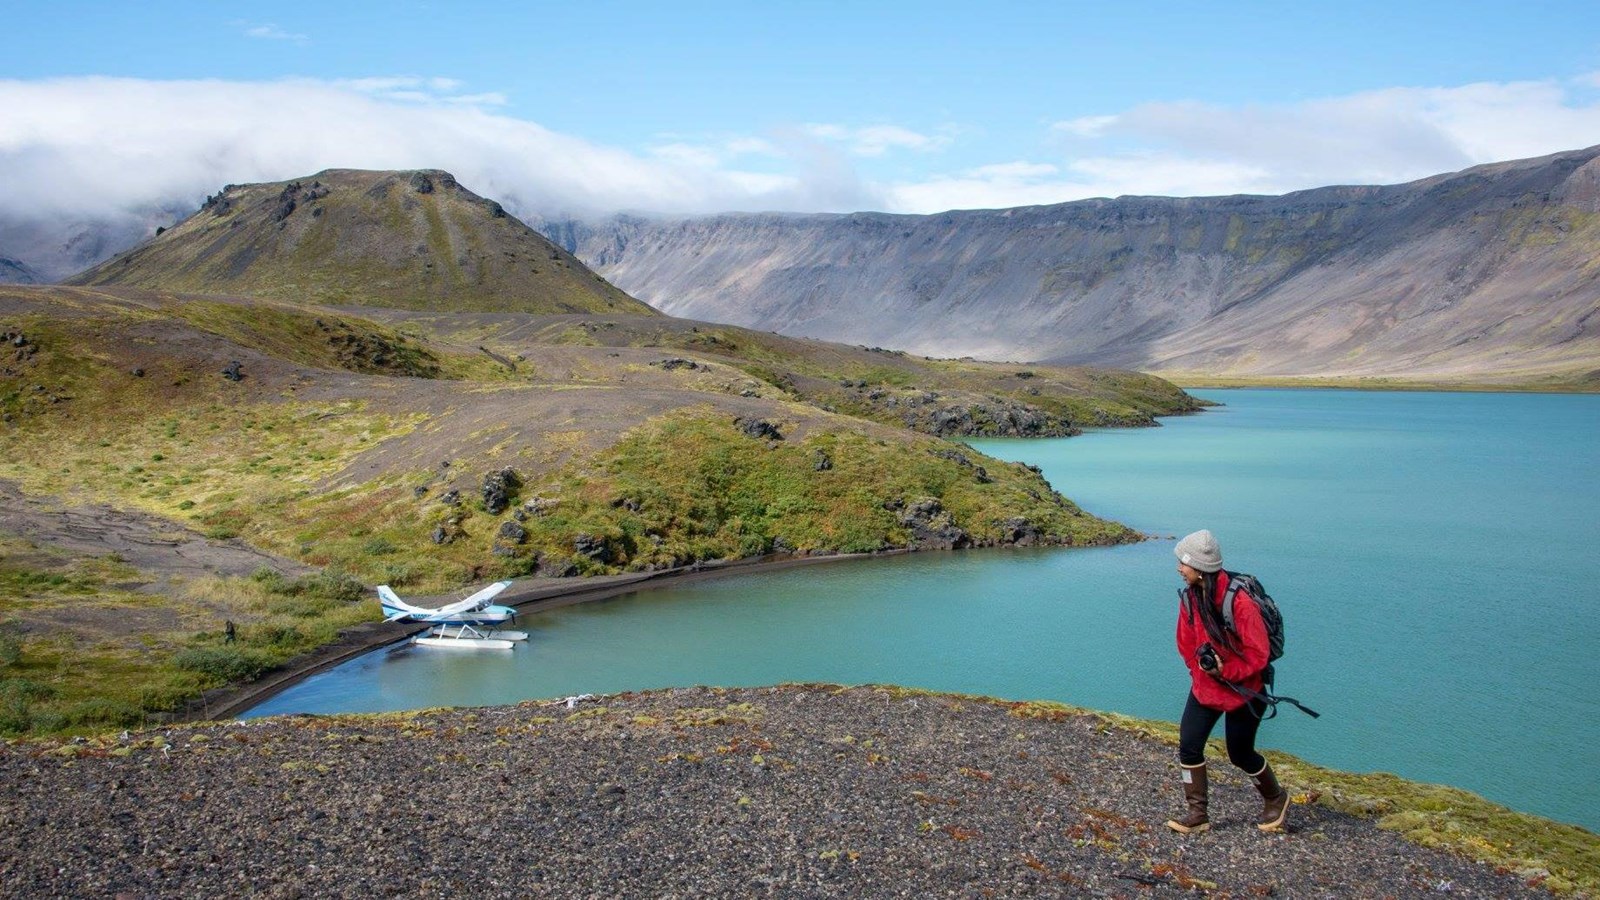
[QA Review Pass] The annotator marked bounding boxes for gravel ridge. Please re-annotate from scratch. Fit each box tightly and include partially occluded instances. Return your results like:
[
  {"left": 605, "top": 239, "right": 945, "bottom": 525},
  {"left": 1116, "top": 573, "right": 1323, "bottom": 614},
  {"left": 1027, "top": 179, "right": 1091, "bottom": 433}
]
[{"left": 0, "top": 685, "right": 1549, "bottom": 898}]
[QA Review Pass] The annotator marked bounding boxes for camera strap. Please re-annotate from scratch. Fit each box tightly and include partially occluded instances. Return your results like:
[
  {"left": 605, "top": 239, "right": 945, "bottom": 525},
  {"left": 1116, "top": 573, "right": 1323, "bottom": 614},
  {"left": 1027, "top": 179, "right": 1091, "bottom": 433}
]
[{"left": 1213, "top": 675, "right": 1321, "bottom": 719}]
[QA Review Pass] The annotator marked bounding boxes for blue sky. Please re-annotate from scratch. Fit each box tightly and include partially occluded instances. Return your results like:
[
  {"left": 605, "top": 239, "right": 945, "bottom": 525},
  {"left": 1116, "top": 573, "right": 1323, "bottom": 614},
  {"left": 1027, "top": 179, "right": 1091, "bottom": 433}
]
[{"left": 5, "top": 1, "right": 1600, "bottom": 222}]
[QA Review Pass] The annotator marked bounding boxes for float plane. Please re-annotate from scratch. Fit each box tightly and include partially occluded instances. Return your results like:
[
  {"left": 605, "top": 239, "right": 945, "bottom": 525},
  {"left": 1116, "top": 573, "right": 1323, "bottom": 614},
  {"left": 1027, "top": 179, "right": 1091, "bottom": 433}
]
[{"left": 377, "top": 581, "right": 528, "bottom": 649}]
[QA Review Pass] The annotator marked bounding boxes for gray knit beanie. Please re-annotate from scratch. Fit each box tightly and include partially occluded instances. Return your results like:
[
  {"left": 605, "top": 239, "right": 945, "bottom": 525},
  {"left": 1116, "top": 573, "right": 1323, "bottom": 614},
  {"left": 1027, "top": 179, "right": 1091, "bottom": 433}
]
[{"left": 1174, "top": 529, "right": 1223, "bottom": 573}]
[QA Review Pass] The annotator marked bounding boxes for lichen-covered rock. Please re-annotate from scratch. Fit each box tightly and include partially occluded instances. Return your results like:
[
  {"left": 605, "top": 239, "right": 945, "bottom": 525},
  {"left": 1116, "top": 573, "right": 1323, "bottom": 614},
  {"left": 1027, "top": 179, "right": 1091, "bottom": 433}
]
[
  {"left": 481, "top": 468, "right": 521, "bottom": 515},
  {"left": 997, "top": 517, "right": 1044, "bottom": 546},
  {"left": 895, "top": 497, "right": 970, "bottom": 550},
  {"left": 573, "top": 533, "right": 611, "bottom": 563},
  {"left": 736, "top": 417, "right": 783, "bottom": 441},
  {"left": 653, "top": 357, "right": 699, "bottom": 371}
]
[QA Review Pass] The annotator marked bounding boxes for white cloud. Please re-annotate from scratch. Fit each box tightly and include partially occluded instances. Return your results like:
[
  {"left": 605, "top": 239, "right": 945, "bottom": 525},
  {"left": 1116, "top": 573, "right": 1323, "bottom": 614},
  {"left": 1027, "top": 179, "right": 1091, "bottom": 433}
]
[
  {"left": 886, "top": 73, "right": 1600, "bottom": 213},
  {"left": 1046, "top": 75, "right": 1600, "bottom": 198},
  {"left": 243, "top": 23, "right": 309, "bottom": 44},
  {"left": 1053, "top": 115, "right": 1116, "bottom": 138},
  {"left": 3, "top": 71, "right": 1600, "bottom": 235},
  {"left": 802, "top": 123, "right": 951, "bottom": 157},
  {"left": 332, "top": 76, "right": 501, "bottom": 106},
  {"left": 0, "top": 77, "right": 877, "bottom": 227},
  {"left": 968, "top": 162, "right": 1059, "bottom": 180}
]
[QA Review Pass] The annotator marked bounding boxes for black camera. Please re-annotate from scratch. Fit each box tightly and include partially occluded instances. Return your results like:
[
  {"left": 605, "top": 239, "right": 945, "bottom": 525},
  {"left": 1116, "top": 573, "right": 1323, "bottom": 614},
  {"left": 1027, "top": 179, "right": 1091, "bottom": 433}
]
[{"left": 1197, "top": 643, "right": 1219, "bottom": 672}]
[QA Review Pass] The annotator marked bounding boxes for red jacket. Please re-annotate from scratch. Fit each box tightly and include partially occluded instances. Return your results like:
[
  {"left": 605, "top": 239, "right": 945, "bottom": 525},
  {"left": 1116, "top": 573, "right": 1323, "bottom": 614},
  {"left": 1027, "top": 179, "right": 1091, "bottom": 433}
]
[{"left": 1176, "top": 570, "right": 1272, "bottom": 711}]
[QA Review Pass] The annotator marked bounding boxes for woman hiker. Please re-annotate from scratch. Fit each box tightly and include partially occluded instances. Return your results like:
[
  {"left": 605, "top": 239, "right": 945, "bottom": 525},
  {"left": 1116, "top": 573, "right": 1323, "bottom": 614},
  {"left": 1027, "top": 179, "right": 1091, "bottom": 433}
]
[{"left": 1166, "top": 529, "right": 1290, "bottom": 834}]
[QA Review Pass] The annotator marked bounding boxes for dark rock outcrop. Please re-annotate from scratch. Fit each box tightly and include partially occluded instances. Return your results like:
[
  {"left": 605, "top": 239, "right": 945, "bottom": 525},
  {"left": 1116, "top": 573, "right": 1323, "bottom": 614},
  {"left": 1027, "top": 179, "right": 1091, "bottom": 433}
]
[
  {"left": 736, "top": 417, "right": 783, "bottom": 440},
  {"left": 481, "top": 468, "right": 521, "bottom": 515},
  {"left": 893, "top": 497, "right": 971, "bottom": 550},
  {"left": 573, "top": 533, "right": 612, "bottom": 563}
]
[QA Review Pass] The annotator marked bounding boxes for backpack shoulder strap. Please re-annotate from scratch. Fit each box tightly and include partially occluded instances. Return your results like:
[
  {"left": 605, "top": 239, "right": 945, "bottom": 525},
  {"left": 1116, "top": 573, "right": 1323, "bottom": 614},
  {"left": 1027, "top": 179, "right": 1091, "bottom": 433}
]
[{"left": 1220, "top": 571, "right": 1247, "bottom": 632}]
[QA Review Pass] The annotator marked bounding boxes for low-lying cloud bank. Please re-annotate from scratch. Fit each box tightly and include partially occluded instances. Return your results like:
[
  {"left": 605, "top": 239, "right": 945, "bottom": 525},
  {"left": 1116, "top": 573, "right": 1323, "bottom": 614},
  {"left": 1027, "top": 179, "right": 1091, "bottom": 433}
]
[{"left": 3, "top": 72, "right": 1600, "bottom": 279}]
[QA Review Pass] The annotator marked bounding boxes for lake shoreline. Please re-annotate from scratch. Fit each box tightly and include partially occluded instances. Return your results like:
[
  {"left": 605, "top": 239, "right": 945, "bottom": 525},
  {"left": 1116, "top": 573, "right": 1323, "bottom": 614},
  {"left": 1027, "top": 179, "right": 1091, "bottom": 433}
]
[
  {"left": 1167, "top": 375, "right": 1600, "bottom": 393},
  {"left": 201, "top": 548, "right": 913, "bottom": 720}
]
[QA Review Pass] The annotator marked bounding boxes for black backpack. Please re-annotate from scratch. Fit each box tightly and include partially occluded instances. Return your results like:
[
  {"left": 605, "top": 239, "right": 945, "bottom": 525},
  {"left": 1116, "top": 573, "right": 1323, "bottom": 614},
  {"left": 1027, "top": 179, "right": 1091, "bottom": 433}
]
[
  {"left": 1218, "top": 571, "right": 1318, "bottom": 718},
  {"left": 1220, "top": 571, "right": 1285, "bottom": 679}
]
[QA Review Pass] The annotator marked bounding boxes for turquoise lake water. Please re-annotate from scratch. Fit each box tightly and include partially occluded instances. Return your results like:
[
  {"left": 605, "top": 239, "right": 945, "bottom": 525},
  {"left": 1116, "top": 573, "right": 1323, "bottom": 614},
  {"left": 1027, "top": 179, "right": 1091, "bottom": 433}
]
[{"left": 248, "top": 389, "right": 1600, "bottom": 831}]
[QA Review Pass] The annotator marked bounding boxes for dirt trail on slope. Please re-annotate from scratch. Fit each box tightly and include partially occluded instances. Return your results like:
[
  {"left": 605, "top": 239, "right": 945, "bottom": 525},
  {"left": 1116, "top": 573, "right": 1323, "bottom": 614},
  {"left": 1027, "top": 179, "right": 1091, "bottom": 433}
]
[{"left": 0, "top": 479, "right": 309, "bottom": 587}]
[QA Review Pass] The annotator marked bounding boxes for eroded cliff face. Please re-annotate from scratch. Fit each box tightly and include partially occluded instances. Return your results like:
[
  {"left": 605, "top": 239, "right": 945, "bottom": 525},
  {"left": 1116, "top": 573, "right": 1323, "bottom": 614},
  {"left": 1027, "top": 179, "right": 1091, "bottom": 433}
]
[{"left": 546, "top": 147, "right": 1600, "bottom": 382}]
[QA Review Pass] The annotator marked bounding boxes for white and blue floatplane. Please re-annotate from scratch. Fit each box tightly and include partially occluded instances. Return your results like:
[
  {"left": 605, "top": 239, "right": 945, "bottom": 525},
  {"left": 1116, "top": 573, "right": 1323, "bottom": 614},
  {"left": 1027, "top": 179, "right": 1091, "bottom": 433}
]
[{"left": 378, "top": 581, "right": 528, "bottom": 650}]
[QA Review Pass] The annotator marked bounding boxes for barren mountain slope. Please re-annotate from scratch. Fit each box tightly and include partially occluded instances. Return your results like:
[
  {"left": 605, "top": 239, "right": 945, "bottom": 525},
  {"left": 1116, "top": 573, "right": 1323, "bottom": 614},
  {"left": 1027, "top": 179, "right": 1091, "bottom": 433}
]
[{"left": 545, "top": 146, "right": 1600, "bottom": 385}]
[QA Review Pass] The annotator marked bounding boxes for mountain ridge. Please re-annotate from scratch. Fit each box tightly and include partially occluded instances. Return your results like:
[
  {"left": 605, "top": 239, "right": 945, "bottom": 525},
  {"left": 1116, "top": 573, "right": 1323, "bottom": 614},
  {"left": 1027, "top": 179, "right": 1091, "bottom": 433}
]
[{"left": 541, "top": 145, "right": 1600, "bottom": 384}]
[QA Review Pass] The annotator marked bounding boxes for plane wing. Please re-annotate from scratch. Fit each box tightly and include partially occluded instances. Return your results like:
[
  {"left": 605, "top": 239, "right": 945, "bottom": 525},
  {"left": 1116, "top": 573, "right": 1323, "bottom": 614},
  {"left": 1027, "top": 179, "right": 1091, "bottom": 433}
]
[{"left": 423, "top": 580, "right": 514, "bottom": 618}]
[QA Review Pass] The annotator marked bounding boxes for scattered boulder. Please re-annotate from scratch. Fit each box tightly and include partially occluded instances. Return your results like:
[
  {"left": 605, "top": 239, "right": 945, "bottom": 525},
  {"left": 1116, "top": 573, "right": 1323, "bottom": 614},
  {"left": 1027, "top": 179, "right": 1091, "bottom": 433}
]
[
  {"left": 540, "top": 555, "right": 579, "bottom": 578},
  {"left": 997, "top": 517, "right": 1044, "bottom": 546},
  {"left": 573, "top": 534, "right": 612, "bottom": 563},
  {"left": 130, "top": 368, "right": 145, "bottom": 378},
  {"left": 894, "top": 497, "right": 971, "bottom": 550},
  {"left": 736, "top": 417, "right": 783, "bottom": 441},
  {"left": 813, "top": 450, "right": 833, "bottom": 472},
  {"left": 221, "top": 361, "right": 243, "bottom": 382},
  {"left": 481, "top": 468, "right": 521, "bottom": 515},
  {"left": 652, "top": 357, "right": 699, "bottom": 371},
  {"left": 497, "top": 520, "right": 528, "bottom": 545},
  {"left": 439, "top": 489, "right": 461, "bottom": 507}
]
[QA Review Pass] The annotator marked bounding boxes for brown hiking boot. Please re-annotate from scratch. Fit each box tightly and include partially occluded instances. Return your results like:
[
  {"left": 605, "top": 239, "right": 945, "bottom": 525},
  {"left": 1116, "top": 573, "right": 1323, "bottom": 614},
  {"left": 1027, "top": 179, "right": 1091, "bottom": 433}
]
[
  {"left": 1251, "top": 762, "right": 1290, "bottom": 832},
  {"left": 1165, "top": 763, "right": 1210, "bottom": 833}
]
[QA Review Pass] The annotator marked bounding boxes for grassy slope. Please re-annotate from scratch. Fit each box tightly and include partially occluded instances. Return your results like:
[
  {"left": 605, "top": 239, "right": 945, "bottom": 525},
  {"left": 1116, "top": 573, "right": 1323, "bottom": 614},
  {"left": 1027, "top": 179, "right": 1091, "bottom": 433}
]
[
  {"left": 370, "top": 311, "right": 1208, "bottom": 431},
  {"left": 0, "top": 286, "right": 1136, "bottom": 736}
]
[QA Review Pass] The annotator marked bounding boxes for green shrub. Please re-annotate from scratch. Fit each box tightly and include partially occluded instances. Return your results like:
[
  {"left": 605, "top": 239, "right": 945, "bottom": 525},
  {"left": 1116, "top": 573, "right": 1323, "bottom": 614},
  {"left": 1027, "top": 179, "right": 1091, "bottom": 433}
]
[
  {"left": 258, "top": 624, "right": 305, "bottom": 648},
  {"left": 171, "top": 647, "right": 273, "bottom": 684},
  {"left": 251, "top": 568, "right": 364, "bottom": 604},
  {"left": 0, "top": 678, "right": 57, "bottom": 736},
  {"left": 380, "top": 562, "right": 418, "bottom": 586},
  {"left": 361, "top": 536, "right": 398, "bottom": 556},
  {"left": 61, "top": 697, "right": 144, "bottom": 729},
  {"left": 251, "top": 566, "right": 290, "bottom": 590},
  {"left": 305, "top": 571, "right": 364, "bottom": 604},
  {"left": 0, "top": 620, "right": 22, "bottom": 667}
]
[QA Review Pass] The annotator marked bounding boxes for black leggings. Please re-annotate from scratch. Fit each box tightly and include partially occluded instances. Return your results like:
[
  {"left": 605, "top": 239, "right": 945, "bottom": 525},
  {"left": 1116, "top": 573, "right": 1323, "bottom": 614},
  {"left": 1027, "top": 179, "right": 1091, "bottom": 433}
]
[{"left": 1177, "top": 692, "right": 1268, "bottom": 771}]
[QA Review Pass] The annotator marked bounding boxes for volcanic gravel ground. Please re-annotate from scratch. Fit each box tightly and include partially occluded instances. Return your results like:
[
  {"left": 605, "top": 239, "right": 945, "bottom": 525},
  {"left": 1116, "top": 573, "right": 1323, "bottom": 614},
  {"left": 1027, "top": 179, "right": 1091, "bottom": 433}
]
[{"left": 0, "top": 685, "right": 1546, "bottom": 898}]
